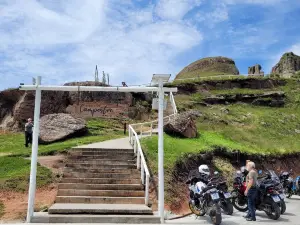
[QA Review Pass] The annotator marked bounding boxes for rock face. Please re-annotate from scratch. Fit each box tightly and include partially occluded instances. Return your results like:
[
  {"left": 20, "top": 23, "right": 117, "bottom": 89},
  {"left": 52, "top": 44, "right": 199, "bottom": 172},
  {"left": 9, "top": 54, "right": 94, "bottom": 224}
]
[
  {"left": 203, "top": 91, "right": 285, "bottom": 107},
  {"left": 164, "top": 111, "right": 199, "bottom": 138},
  {"left": 39, "top": 113, "right": 87, "bottom": 144},
  {"left": 271, "top": 52, "right": 300, "bottom": 77},
  {"left": 175, "top": 56, "right": 240, "bottom": 80},
  {"left": 248, "top": 64, "right": 264, "bottom": 76}
]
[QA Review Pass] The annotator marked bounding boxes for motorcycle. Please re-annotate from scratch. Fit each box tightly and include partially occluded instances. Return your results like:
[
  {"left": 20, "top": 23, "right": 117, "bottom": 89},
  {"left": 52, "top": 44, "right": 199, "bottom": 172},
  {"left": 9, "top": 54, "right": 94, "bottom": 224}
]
[
  {"left": 187, "top": 170, "right": 222, "bottom": 225},
  {"left": 231, "top": 169, "right": 248, "bottom": 212},
  {"left": 231, "top": 168, "right": 281, "bottom": 220},
  {"left": 263, "top": 170, "right": 286, "bottom": 214},
  {"left": 213, "top": 172, "right": 234, "bottom": 215},
  {"left": 279, "top": 170, "right": 300, "bottom": 198}
]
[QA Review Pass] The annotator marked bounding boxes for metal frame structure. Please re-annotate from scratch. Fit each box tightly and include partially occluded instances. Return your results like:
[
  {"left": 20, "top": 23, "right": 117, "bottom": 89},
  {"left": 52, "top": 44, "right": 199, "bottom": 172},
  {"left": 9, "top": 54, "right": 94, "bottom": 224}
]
[{"left": 19, "top": 76, "right": 177, "bottom": 223}]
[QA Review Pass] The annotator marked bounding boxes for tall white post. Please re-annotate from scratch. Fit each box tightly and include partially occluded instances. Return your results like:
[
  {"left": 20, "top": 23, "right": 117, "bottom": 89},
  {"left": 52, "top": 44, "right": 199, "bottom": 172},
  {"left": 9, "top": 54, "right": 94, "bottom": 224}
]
[
  {"left": 26, "top": 76, "right": 42, "bottom": 223},
  {"left": 158, "top": 79, "right": 165, "bottom": 223}
]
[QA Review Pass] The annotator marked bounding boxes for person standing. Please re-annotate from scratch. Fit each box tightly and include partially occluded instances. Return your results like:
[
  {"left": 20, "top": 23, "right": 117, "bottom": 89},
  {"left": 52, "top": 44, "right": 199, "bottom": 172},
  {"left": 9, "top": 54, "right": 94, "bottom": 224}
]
[
  {"left": 244, "top": 161, "right": 258, "bottom": 221},
  {"left": 25, "top": 118, "right": 33, "bottom": 147}
]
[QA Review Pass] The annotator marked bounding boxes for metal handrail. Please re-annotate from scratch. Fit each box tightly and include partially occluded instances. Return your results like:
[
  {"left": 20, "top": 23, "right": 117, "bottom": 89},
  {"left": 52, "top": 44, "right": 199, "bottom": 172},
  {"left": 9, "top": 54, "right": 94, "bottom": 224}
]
[
  {"left": 128, "top": 92, "right": 178, "bottom": 206},
  {"left": 128, "top": 125, "right": 150, "bottom": 205}
]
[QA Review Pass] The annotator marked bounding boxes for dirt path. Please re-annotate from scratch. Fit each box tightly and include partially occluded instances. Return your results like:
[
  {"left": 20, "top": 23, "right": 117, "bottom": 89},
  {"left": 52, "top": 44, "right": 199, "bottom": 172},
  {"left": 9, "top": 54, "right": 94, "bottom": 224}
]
[{"left": 0, "top": 185, "right": 57, "bottom": 222}]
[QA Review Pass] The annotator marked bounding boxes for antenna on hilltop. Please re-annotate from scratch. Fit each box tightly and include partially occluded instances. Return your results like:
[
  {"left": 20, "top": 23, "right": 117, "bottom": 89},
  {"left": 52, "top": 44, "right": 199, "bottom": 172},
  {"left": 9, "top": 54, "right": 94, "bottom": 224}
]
[{"left": 95, "top": 65, "right": 99, "bottom": 82}]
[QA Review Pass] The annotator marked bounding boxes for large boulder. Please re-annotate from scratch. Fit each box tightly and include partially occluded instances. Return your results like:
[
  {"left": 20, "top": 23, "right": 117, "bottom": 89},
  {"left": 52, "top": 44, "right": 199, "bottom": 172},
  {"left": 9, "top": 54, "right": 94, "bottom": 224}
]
[
  {"left": 164, "top": 111, "right": 199, "bottom": 138},
  {"left": 39, "top": 113, "right": 87, "bottom": 144}
]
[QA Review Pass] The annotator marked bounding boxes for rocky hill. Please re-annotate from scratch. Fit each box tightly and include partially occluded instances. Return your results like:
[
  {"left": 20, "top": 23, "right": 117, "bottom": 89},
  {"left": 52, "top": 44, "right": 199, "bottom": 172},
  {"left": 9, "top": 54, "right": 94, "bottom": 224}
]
[
  {"left": 175, "top": 56, "right": 240, "bottom": 80},
  {"left": 271, "top": 52, "right": 300, "bottom": 77},
  {"left": 0, "top": 81, "right": 152, "bottom": 131}
]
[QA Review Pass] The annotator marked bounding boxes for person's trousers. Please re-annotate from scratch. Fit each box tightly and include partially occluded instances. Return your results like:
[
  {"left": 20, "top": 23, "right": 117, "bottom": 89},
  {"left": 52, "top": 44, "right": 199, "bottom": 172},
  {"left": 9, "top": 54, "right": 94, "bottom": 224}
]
[
  {"left": 247, "top": 188, "right": 257, "bottom": 220},
  {"left": 25, "top": 131, "right": 32, "bottom": 147}
]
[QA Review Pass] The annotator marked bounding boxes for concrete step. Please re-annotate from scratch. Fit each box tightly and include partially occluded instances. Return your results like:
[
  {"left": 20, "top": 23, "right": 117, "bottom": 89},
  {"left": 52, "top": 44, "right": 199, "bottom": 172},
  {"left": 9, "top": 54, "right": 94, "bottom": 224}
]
[
  {"left": 65, "top": 163, "right": 136, "bottom": 169},
  {"left": 56, "top": 196, "right": 145, "bottom": 204},
  {"left": 64, "top": 167, "right": 137, "bottom": 174},
  {"left": 48, "top": 203, "right": 153, "bottom": 214},
  {"left": 58, "top": 183, "right": 144, "bottom": 190},
  {"left": 63, "top": 172, "right": 139, "bottom": 179},
  {"left": 61, "top": 178, "right": 141, "bottom": 184},
  {"left": 68, "top": 155, "right": 135, "bottom": 160},
  {"left": 32, "top": 212, "right": 160, "bottom": 223},
  {"left": 67, "top": 159, "right": 136, "bottom": 165},
  {"left": 57, "top": 189, "right": 145, "bottom": 197},
  {"left": 71, "top": 148, "right": 134, "bottom": 153}
]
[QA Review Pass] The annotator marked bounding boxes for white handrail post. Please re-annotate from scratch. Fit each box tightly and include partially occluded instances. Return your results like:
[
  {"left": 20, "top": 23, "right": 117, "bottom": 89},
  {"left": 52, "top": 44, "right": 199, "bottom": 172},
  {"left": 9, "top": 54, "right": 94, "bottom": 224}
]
[
  {"left": 150, "top": 123, "right": 153, "bottom": 136},
  {"left": 145, "top": 174, "right": 150, "bottom": 206},
  {"left": 141, "top": 163, "right": 145, "bottom": 184},
  {"left": 26, "top": 76, "right": 41, "bottom": 223},
  {"left": 158, "top": 78, "right": 165, "bottom": 223},
  {"left": 137, "top": 148, "right": 141, "bottom": 170},
  {"left": 133, "top": 139, "right": 137, "bottom": 155}
]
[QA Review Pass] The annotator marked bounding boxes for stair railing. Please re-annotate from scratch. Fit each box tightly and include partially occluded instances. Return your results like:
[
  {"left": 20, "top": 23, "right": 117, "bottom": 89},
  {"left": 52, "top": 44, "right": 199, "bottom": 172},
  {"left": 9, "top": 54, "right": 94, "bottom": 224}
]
[{"left": 128, "top": 92, "right": 178, "bottom": 206}]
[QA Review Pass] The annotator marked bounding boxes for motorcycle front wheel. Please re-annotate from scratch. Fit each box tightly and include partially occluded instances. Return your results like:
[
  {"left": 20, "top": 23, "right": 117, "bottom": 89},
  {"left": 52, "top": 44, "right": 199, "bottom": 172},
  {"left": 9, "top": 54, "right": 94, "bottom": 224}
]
[
  {"left": 189, "top": 200, "right": 206, "bottom": 216},
  {"left": 285, "top": 187, "right": 292, "bottom": 198},
  {"left": 210, "top": 204, "right": 222, "bottom": 225},
  {"left": 265, "top": 201, "right": 281, "bottom": 220},
  {"left": 231, "top": 191, "right": 248, "bottom": 212},
  {"left": 220, "top": 199, "right": 234, "bottom": 215},
  {"left": 280, "top": 200, "right": 286, "bottom": 214}
]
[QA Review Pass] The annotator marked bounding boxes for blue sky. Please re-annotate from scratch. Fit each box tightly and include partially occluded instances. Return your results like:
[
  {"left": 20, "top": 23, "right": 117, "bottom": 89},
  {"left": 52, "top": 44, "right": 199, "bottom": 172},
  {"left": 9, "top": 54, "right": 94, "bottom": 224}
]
[{"left": 1, "top": 0, "right": 300, "bottom": 90}]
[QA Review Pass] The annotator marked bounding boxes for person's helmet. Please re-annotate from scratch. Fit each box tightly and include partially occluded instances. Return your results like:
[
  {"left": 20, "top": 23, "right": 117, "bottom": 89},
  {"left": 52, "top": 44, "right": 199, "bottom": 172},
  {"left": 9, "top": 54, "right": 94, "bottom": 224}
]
[
  {"left": 241, "top": 166, "right": 247, "bottom": 173},
  {"left": 198, "top": 164, "right": 210, "bottom": 176}
]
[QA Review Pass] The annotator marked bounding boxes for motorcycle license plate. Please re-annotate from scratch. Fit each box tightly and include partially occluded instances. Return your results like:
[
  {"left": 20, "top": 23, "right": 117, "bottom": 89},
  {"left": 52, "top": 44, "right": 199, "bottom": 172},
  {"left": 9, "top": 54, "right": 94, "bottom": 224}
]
[
  {"left": 211, "top": 193, "right": 220, "bottom": 200},
  {"left": 224, "top": 192, "right": 231, "bottom": 198},
  {"left": 272, "top": 195, "right": 280, "bottom": 202},
  {"left": 279, "top": 194, "right": 285, "bottom": 199}
]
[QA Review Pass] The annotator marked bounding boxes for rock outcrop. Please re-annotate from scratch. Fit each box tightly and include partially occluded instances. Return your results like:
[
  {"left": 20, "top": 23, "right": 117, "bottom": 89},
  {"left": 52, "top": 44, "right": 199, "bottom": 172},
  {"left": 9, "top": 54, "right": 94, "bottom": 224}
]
[
  {"left": 164, "top": 111, "right": 200, "bottom": 138},
  {"left": 248, "top": 64, "right": 264, "bottom": 76},
  {"left": 203, "top": 91, "right": 285, "bottom": 107},
  {"left": 175, "top": 56, "right": 240, "bottom": 80},
  {"left": 271, "top": 52, "right": 300, "bottom": 77},
  {"left": 39, "top": 113, "right": 87, "bottom": 144}
]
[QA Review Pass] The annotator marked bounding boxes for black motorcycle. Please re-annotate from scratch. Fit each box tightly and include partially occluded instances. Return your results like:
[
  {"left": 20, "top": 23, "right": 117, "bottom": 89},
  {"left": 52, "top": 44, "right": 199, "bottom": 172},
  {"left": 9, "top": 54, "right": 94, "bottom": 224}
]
[
  {"left": 279, "top": 169, "right": 294, "bottom": 198},
  {"left": 255, "top": 174, "right": 281, "bottom": 220},
  {"left": 213, "top": 172, "right": 234, "bottom": 215},
  {"left": 187, "top": 171, "right": 222, "bottom": 225},
  {"left": 263, "top": 170, "right": 286, "bottom": 214}
]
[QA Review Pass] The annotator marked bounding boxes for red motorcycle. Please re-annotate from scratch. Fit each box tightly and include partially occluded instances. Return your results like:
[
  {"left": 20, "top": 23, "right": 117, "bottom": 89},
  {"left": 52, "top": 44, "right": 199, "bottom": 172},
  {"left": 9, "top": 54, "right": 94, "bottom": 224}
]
[{"left": 231, "top": 169, "right": 248, "bottom": 212}]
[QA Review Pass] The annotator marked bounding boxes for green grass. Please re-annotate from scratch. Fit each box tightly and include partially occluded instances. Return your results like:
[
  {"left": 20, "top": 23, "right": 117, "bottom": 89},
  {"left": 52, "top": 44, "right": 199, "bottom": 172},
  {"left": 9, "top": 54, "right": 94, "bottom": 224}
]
[
  {"left": 142, "top": 79, "right": 300, "bottom": 175},
  {"left": 0, "top": 118, "right": 127, "bottom": 193},
  {"left": 0, "top": 156, "right": 53, "bottom": 192},
  {"left": 0, "top": 118, "right": 125, "bottom": 157}
]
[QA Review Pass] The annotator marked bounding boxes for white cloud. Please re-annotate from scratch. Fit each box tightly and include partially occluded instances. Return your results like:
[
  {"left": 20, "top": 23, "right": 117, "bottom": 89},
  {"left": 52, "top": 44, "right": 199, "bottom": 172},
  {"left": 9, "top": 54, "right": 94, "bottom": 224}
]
[
  {"left": 155, "top": 0, "right": 202, "bottom": 20},
  {"left": 223, "top": 0, "right": 285, "bottom": 5},
  {"left": 0, "top": 0, "right": 203, "bottom": 89},
  {"left": 290, "top": 44, "right": 300, "bottom": 55}
]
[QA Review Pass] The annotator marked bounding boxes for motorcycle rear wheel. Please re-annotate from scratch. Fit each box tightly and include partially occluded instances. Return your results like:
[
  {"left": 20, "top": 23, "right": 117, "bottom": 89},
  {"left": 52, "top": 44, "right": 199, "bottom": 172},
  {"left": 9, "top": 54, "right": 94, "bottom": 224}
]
[
  {"left": 210, "top": 204, "right": 222, "bottom": 225},
  {"left": 189, "top": 200, "right": 206, "bottom": 216},
  {"left": 221, "top": 199, "right": 234, "bottom": 215},
  {"left": 265, "top": 201, "right": 281, "bottom": 220},
  {"left": 231, "top": 192, "right": 248, "bottom": 212}
]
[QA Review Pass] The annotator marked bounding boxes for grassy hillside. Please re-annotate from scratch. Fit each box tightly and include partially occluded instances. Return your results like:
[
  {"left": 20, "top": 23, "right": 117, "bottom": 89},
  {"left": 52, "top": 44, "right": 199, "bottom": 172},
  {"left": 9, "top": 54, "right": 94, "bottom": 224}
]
[{"left": 142, "top": 78, "right": 300, "bottom": 173}]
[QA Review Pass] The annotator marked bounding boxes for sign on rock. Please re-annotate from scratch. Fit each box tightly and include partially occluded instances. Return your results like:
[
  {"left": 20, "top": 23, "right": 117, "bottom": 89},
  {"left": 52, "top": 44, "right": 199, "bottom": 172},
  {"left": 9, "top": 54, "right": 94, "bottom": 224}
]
[{"left": 66, "top": 102, "right": 129, "bottom": 118}]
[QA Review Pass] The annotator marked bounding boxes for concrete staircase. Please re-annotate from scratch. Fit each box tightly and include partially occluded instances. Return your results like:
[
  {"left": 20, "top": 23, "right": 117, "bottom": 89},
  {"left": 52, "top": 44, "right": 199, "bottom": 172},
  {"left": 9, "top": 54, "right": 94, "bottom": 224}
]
[{"left": 32, "top": 147, "right": 159, "bottom": 223}]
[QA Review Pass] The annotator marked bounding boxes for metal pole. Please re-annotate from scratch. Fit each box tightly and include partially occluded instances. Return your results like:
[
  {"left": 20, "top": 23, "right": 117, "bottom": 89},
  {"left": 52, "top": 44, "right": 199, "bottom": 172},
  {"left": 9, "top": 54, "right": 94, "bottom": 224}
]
[
  {"left": 158, "top": 79, "right": 165, "bottom": 223},
  {"left": 26, "top": 76, "right": 41, "bottom": 223}
]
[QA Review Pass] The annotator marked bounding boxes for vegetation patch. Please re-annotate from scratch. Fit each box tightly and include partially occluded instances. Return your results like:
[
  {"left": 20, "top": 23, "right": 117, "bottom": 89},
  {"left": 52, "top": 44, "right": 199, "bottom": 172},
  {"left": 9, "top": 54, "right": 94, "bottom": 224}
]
[{"left": 0, "top": 156, "right": 53, "bottom": 192}]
